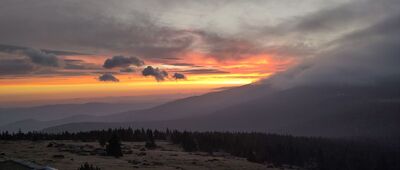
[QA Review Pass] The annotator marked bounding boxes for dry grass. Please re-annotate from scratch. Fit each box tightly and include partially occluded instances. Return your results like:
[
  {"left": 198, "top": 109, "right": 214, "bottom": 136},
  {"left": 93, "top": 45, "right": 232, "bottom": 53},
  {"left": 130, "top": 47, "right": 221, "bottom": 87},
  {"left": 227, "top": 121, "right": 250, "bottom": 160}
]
[{"left": 0, "top": 140, "right": 295, "bottom": 170}]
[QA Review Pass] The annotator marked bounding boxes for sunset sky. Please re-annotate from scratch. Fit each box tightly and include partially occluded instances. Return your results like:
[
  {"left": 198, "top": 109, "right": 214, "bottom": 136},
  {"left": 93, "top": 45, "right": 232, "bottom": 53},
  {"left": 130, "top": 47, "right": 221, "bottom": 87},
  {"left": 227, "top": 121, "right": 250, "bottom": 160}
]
[{"left": 0, "top": 0, "right": 398, "bottom": 105}]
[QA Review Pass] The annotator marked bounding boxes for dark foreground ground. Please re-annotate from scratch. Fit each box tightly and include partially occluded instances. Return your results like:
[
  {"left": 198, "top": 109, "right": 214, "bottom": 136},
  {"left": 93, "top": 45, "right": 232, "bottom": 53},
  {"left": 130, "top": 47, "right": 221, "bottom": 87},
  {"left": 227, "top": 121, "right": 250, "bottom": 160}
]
[{"left": 0, "top": 140, "right": 301, "bottom": 170}]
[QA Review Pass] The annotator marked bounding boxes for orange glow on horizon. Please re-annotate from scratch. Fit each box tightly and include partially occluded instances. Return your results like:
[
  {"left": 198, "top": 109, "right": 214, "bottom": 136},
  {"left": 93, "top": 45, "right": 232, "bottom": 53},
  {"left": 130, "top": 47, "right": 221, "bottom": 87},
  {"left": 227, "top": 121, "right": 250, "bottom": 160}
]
[{"left": 0, "top": 52, "right": 296, "bottom": 103}]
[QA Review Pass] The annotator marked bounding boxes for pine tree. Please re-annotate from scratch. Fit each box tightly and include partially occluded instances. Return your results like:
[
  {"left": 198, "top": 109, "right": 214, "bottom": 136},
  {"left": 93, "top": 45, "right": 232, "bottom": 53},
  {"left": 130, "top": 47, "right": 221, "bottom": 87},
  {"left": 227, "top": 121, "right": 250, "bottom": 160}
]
[
  {"left": 246, "top": 150, "right": 257, "bottom": 162},
  {"left": 145, "top": 130, "right": 156, "bottom": 149},
  {"left": 181, "top": 132, "right": 197, "bottom": 152},
  {"left": 106, "top": 133, "right": 123, "bottom": 157},
  {"left": 98, "top": 136, "right": 107, "bottom": 148}
]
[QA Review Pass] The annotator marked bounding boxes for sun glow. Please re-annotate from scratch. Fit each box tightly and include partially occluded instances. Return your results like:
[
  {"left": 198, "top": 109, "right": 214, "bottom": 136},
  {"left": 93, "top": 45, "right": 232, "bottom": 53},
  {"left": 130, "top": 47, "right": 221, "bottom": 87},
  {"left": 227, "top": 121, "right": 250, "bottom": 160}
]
[{"left": 0, "top": 52, "right": 295, "bottom": 103}]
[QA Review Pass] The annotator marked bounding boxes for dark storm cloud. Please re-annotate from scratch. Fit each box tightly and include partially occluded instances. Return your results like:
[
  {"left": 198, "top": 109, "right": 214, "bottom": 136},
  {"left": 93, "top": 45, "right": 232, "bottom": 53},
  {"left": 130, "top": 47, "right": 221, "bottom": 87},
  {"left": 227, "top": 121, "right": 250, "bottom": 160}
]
[
  {"left": 23, "top": 49, "right": 59, "bottom": 67},
  {"left": 103, "top": 56, "right": 144, "bottom": 69},
  {"left": 0, "top": 0, "right": 313, "bottom": 62},
  {"left": 172, "top": 73, "right": 186, "bottom": 80},
  {"left": 0, "top": 0, "right": 198, "bottom": 59},
  {"left": 0, "top": 59, "right": 36, "bottom": 76},
  {"left": 98, "top": 73, "right": 119, "bottom": 82},
  {"left": 142, "top": 66, "right": 168, "bottom": 81},
  {"left": 0, "top": 44, "right": 82, "bottom": 70},
  {"left": 265, "top": 13, "right": 400, "bottom": 88}
]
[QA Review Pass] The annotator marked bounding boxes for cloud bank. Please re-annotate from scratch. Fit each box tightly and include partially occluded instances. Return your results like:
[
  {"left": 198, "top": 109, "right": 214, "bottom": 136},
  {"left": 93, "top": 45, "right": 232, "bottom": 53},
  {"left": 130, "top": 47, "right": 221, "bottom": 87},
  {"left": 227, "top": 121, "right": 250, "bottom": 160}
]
[{"left": 264, "top": 12, "right": 400, "bottom": 88}]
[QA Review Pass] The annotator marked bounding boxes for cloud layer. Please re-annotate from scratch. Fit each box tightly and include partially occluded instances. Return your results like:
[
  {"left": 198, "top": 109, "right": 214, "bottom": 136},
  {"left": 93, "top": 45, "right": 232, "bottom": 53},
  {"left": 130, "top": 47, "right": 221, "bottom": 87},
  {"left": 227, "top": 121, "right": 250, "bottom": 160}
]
[{"left": 1, "top": 0, "right": 399, "bottom": 87}]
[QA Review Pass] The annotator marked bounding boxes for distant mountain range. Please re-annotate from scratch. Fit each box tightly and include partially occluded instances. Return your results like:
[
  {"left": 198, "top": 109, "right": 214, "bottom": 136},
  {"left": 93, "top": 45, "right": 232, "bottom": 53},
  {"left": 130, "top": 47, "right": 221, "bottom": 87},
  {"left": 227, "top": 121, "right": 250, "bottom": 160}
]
[
  {"left": 0, "top": 102, "right": 161, "bottom": 127},
  {"left": 2, "top": 82, "right": 399, "bottom": 139}
]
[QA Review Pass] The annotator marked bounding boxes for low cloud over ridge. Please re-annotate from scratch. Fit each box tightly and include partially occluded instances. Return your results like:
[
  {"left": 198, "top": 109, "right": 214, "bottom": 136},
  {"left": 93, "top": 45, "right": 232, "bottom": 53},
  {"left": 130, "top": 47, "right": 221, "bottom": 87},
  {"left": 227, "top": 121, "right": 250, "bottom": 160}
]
[{"left": 264, "top": 13, "right": 400, "bottom": 88}]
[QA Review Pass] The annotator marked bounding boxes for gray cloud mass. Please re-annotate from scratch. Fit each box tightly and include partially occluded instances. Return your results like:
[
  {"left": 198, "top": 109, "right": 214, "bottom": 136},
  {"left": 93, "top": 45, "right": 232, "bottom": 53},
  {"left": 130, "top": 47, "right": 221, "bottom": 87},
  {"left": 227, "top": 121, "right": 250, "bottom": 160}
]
[
  {"left": 103, "top": 56, "right": 144, "bottom": 69},
  {"left": 0, "top": 59, "right": 36, "bottom": 76},
  {"left": 172, "top": 73, "right": 186, "bottom": 80},
  {"left": 264, "top": 13, "right": 400, "bottom": 88},
  {"left": 142, "top": 66, "right": 168, "bottom": 81},
  {"left": 98, "top": 73, "right": 119, "bottom": 82},
  {"left": 24, "top": 49, "right": 59, "bottom": 67}
]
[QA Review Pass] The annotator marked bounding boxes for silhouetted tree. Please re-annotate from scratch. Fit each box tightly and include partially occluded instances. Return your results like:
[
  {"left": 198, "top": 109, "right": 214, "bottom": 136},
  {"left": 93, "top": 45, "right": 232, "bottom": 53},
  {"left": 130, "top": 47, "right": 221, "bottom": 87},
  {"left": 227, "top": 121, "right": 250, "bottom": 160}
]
[
  {"left": 145, "top": 129, "right": 156, "bottom": 149},
  {"left": 106, "top": 133, "right": 123, "bottom": 157},
  {"left": 246, "top": 150, "right": 257, "bottom": 162},
  {"left": 98, "top": 135, "right": 107, "bottom": 148},
  {"left": 181, "top": 131, "right": 197, "bottom": 152}
]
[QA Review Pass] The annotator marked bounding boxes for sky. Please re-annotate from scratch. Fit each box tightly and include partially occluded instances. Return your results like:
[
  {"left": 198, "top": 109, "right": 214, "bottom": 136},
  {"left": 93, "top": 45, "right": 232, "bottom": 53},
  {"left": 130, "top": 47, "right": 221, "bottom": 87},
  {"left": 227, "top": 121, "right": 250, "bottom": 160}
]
[{"left": 0, "top": 0, "right": 399, "bottom": 105}]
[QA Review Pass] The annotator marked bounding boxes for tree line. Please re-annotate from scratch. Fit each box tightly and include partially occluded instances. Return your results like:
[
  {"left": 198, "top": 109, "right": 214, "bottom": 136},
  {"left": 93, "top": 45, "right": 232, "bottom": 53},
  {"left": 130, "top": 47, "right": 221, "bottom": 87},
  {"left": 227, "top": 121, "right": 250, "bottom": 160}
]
[{"left": 1, "top": 128, "right": 399, "bottom": 170}]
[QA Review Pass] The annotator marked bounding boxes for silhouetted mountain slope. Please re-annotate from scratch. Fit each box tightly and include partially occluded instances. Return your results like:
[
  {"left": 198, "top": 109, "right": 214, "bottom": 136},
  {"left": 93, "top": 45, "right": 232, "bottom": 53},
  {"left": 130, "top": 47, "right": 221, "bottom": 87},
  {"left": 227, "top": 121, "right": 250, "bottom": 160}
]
[
  {"left": 4, "top": 84, "right": 274, "bottom": 132},
  {"left": 104, "top": 84, "right": 275, "bottom": 121},
  {"left": 42, "top": 84, "right": 400, "bottom": 138},
  {"left": 180, "top": 85, "right": 400, "bottom": 137}
]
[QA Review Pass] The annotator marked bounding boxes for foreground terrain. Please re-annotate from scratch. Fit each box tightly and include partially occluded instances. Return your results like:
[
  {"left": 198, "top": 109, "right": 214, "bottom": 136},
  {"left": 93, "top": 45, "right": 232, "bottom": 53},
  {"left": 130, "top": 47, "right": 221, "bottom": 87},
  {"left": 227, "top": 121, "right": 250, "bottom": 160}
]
[{"left": 0, "top": 140, "right": 296, "bottom": 170}]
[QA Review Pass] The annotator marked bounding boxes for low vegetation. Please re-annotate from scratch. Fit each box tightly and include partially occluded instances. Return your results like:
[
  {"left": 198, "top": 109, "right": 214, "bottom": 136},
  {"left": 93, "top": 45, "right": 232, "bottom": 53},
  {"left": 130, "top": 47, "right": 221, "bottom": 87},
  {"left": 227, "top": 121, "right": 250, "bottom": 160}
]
[
  {"left": 1, "top": 128, "right": 399, "bottom": 170},
  {"left": 78, "top": 162, "right": 101, "bottom": 170}
]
